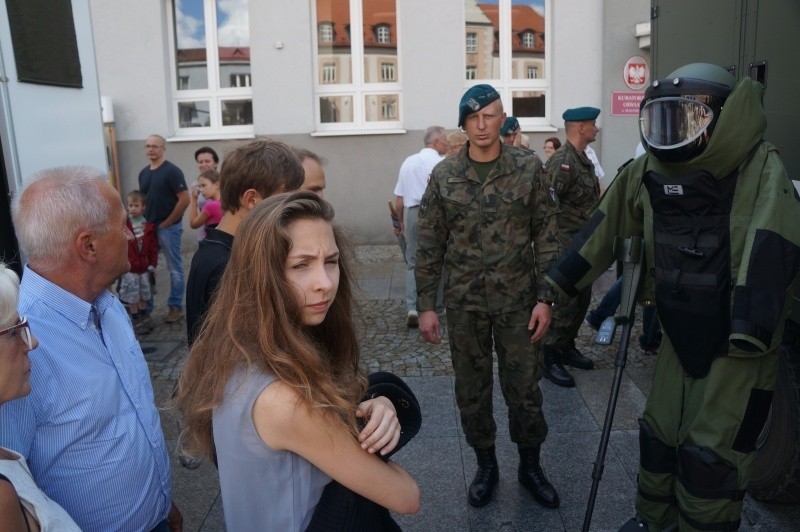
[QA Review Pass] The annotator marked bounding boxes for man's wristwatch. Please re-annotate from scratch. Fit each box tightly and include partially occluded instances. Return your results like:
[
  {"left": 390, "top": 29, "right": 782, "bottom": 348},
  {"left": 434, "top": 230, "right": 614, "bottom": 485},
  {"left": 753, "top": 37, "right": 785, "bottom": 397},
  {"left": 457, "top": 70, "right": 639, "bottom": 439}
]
[{"left": 537, "top": 298, "right": 554, "bottom": 307}]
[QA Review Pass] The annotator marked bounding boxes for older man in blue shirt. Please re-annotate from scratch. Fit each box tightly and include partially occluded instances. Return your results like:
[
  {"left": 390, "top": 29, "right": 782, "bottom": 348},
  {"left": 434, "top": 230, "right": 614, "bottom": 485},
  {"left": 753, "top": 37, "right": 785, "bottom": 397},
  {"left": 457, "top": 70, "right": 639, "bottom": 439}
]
[{"left": 0, "top": 167, "right": 181, "bottom": 531}]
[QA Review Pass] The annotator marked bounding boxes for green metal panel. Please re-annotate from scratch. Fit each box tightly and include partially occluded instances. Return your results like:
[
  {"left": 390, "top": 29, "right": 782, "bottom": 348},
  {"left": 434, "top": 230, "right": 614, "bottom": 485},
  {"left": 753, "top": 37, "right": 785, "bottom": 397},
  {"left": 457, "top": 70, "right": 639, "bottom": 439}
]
[
  {"left": 651, "top": 0, "right": 743, "bottom": 79},
  {"left": 651, "top": 0, "right": 799, "bottom": 179},
  {"left": 745, "top": 0, "right": 800, "bottom": 179}
]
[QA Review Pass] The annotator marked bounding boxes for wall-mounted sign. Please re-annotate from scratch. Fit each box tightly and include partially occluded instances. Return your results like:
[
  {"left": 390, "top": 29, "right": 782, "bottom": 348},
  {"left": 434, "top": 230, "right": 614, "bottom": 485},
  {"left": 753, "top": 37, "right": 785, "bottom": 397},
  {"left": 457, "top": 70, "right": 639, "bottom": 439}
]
[
  {"left": 611, "top": 91, "right": 645, "bottom": 116},
  {"left": 624, "top": 56, "right": 649, "bottom": 90}
]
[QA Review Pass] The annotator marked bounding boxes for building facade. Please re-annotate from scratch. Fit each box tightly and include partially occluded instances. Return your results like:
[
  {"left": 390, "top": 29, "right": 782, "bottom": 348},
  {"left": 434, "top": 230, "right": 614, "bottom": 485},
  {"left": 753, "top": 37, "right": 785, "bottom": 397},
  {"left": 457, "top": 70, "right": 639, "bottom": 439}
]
[{"left": 89, "top": 0, "right": 650, "bottom": 245}]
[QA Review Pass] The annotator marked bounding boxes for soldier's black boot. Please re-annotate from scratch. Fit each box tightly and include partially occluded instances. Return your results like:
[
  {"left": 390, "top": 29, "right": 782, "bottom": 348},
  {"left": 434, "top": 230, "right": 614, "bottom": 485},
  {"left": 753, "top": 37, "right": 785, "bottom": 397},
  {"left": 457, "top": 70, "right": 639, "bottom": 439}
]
[
  {"left": 518, "top": 446, "right": 560, "bottom": 508},
  {"left": 618, "top": 517, "right": 650, "bottom": 531},
  {"left": 468, "top": 446, "right": 499, "bottom": 507},
  {"left": 541, "top": 345, "right": 576, "bottom": 387},
  {"left": 560, "top": 343, "right": 594, "bottom": 370}
]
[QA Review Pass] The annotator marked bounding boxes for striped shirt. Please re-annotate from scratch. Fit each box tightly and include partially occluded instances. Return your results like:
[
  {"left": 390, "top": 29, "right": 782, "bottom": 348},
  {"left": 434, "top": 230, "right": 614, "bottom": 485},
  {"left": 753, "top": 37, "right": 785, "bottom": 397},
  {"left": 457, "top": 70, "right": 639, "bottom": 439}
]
[{"left": 0, "top": 267, "right": 172, "bottom": 531}]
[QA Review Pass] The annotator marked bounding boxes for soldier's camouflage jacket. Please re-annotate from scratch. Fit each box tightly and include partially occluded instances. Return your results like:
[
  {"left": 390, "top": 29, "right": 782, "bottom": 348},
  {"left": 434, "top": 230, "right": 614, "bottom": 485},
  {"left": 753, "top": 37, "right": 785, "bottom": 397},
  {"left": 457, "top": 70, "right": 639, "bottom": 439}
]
[
  {"left": 544, "top": 140, "right": 601, "bottom": 250},
  {"left": 415, "top": 143, "right": 557, "bottom": 315}
]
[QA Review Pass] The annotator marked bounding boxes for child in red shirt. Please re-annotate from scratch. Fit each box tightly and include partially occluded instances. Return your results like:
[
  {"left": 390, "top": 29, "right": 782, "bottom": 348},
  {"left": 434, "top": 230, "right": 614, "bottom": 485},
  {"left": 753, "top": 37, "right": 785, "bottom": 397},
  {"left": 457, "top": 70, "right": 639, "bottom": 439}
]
[{"left": 120, "top": 190, "right": 158, "bottom": 334}]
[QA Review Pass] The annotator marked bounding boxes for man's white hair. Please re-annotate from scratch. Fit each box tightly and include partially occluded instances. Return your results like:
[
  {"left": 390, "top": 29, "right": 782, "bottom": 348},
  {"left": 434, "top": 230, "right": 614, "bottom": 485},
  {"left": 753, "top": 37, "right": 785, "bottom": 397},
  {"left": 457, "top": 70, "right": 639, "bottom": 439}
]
[
  {"left": 12, "top": 166, "right": 114, "bottom": 272},
  {"left": 0, "top": 263, "right": 20, "bottom": 326},
  {"left": 423, "top": 126, "right": 445, "bottom": 146}
]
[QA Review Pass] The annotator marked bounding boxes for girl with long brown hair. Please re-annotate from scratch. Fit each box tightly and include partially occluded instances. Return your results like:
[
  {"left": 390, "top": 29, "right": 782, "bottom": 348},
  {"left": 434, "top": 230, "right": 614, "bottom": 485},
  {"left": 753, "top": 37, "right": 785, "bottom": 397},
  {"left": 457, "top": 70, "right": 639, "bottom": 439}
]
[{"left": 176, "top": 192, "right": 419, "bottom": 530}]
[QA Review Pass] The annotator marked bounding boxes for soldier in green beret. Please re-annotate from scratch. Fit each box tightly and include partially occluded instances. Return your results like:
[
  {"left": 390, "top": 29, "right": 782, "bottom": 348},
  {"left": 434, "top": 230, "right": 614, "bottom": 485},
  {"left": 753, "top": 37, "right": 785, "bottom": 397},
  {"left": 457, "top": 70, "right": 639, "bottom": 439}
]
[
  {"left": 415, "top": 84, "right": 562, "bottom": 509},
  {"left": 539, "top": 106, "right": 602, "bottom": 388}
]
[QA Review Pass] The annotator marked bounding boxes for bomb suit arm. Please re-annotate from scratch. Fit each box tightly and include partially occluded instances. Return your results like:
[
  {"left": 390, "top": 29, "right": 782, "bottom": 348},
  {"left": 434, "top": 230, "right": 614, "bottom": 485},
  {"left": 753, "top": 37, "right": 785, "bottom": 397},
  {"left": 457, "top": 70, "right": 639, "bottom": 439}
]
[
  {"left": 544, "top": 159, "right": 648, "bottom": 298},
  {"left": 729, "top": 144, "right": 800, "bottom": 353}
]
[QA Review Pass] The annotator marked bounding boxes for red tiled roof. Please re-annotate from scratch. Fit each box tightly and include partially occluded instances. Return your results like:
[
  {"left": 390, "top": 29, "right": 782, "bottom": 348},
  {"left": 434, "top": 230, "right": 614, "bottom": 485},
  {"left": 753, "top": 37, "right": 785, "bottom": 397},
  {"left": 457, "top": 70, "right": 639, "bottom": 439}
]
[
  {"left": 177, "top": 47, "right": 250, "bottom": 63},
  {"left": 316, "top": 0, "right": 397, "bottom": 49},
  {"left": 478, "top": 4, "right": 545, "bottom": 53}
]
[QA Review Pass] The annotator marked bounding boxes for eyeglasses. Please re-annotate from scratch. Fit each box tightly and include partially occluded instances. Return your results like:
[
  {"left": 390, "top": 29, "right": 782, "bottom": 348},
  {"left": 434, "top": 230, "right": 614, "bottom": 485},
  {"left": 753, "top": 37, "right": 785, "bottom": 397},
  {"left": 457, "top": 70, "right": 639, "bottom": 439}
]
[{"left": 0, "top": 315, "right": 33, "bottom": 349}]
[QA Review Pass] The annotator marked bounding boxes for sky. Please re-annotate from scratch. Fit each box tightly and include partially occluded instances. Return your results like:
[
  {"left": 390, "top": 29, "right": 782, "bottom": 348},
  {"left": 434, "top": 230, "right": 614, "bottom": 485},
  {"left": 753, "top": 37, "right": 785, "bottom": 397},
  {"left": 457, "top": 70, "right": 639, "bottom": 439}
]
[
  {"left": 480, "top": 1, "right": 546, "bottom": 15},
  {"left": 174, "top": 0, "right": 544, "bottom": 50},
  {"left": 176, "top": 0, "right": 249, "bottom": 49}
]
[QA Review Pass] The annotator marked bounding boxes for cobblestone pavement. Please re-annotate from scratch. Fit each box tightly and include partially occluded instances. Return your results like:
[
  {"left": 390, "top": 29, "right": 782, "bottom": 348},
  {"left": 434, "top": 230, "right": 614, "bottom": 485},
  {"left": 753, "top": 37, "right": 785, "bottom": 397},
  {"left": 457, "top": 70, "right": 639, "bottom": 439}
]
[
  {"left": 137, "top": 245, "right": 797, "bottom": 531},
  {"left": 353, "top": 245, "right": 657, "bottom": 378},
  {"left": 141, "top": 245, "right": 656, "bottom": 384}
]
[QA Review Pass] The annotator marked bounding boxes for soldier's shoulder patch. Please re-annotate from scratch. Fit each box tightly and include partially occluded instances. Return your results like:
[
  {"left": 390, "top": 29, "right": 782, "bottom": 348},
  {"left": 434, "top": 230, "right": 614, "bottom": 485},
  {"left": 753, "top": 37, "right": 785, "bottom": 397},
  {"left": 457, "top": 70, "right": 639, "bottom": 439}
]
[{"left": 560, "top": 164, "right": 570, "bottom": 172}]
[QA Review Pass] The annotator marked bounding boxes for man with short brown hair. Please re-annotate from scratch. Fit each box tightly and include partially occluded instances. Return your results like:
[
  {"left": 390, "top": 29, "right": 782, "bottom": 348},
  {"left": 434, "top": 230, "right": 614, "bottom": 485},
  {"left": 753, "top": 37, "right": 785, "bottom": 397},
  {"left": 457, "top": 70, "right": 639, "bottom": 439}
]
[{"left": 186, "top": 138, "right": 305, "bottom": 346}]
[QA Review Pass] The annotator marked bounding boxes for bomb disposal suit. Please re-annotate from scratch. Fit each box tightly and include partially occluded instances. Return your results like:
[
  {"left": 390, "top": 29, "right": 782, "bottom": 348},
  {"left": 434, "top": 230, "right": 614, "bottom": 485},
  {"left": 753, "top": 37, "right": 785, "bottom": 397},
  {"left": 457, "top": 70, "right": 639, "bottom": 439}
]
[{"left": 544, "top": 64, "right": 800, "bottom": 531}]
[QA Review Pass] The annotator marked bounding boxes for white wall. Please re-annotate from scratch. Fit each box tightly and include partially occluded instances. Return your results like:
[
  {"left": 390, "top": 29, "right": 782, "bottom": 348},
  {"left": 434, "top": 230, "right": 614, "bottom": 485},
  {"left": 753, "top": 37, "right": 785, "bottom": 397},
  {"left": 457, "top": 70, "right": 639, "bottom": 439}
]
[
  {"left": 89, "top": 0, "right": 649, "bottom": 244},
  {"left": 248, "top": 1, "right": 315, "bottom": 135},
  {"left": 600, "top": 0, "right": 651, "bottom": 187},
  {"left": 0, "top": 0, "right": 106, "bottom": 187},
  {"left": 90, "top": 0, "right": 171, "bottom": 142},
  {"left": 550, "top": 0, "right": 605, "bottom": 124}
]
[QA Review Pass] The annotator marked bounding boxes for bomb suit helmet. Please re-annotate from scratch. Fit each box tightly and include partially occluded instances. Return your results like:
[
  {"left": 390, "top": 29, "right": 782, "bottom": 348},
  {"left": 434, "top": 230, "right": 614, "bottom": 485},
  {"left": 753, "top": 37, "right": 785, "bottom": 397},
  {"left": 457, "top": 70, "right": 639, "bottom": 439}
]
[{"left": 639, "top": 63, "right": 736, "bottom": 163}]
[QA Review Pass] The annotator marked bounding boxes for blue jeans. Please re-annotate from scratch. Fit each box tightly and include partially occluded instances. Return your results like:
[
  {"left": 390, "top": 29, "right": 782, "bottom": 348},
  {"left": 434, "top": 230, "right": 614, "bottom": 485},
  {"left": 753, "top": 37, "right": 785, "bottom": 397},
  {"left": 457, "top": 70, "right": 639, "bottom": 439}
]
[
  {"left": 157, "top": 222, "right": 184, "bottom": 310},
  {"left": 587, "top": 277, "right": 622, "bottom": 326},
  {"left": 587, "top": 276, "right": 661, "bottom": 349},
  {"left": 405, "top": 206, "right": 444, "bottom": 313},
  {"left": 404, "top": 207, "right": 419, "bottom": 312}
]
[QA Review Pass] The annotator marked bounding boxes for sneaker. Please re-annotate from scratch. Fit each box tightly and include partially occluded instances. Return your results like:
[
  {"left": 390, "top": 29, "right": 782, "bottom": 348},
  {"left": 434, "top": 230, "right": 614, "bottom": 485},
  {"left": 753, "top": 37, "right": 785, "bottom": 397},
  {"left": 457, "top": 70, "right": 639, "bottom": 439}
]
[
  {"left": 619, "top": 517, "right": 650, "bottom": 531},
  {"left": 179, "top": 453, "right": 203, "bottom": 470},
  {"left": 134, "top": 318, "right": 154, "bottom": 335},
  {"left": 406, "top": 310, "right": 419, "bottom": 328},
  {"left": 165, "top": 307, "right": 184, "bottom": 324},
  {"left": 175, "top": 427, "right": 202, "bottom": 469}
]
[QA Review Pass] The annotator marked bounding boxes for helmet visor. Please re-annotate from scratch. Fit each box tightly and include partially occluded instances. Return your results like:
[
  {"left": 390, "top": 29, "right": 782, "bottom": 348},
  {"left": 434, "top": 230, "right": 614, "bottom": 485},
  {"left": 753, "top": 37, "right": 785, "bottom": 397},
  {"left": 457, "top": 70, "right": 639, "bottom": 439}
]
[{"left": 639, "top": 97, "right": 714, "bottom": 150}]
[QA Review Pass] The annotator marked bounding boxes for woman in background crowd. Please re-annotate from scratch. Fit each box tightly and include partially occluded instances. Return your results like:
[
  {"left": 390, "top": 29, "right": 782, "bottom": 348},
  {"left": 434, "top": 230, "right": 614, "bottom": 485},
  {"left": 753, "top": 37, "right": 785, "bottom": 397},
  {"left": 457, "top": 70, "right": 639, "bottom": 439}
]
[{"left": 543, "top": 136, "right": 562, "bottom": 161}]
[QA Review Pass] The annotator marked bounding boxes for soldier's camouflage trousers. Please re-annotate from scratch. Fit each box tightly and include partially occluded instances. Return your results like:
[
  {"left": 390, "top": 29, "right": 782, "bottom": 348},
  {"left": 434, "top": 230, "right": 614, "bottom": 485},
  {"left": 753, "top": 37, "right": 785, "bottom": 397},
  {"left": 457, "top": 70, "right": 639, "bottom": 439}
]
[
  {"left": 636, "top": 335, "right": 778, "bottom": 531},
  {"left": 446, "top": 307, "right": 548, "bottom": 449},
  {"left": 544, "top": 284, "right": 592, "bottom": 349}
]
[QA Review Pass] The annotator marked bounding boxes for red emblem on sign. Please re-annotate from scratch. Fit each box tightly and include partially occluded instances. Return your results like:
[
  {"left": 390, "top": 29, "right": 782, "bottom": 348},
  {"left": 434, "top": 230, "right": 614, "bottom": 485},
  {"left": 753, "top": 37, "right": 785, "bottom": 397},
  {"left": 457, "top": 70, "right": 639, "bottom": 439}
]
[{"left": 624, "top": 56, "right": 649, "bottom": 90}]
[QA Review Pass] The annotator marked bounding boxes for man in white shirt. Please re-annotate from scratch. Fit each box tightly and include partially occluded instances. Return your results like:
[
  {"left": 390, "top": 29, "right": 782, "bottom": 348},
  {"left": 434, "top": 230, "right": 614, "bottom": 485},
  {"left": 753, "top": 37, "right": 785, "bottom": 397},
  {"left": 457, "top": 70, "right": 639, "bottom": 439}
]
[
  {"left": 584, "top": 145, "right": 605, "bottom": 180},
  {"left": 393, "top": 126, "right": 448, "bottom": 327}
]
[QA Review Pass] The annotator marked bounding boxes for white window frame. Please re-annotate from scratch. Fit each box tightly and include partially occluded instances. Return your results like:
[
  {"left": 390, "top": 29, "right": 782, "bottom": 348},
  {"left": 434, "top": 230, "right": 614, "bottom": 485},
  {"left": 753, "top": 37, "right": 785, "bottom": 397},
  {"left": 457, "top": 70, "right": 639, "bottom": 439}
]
[
  {"left": 167, "top": 0, "right": 254, "bottom": 139},
  {"left": 322, "top": 63, "right": 337, "bottom": 84},
  {"left": 521, "top": 31, "right": 534, "bottom": 48},
  {"left": 526, "top": 65, "right": 538, "bottom": 79},
  {"left": 319, "top": 22, "right": 333, "bottom": 43},
  {"left": 375, "top": 24, "right": 390, "bottom": 44},
  {"left": 466, "top": 66, "right": 477, "bottom": 80},
  {"left": 230, "top": 73, "right": 251, "bottom": 87},
  {"left": 466, "top": 32, "right": 477, "bottom": 53},
  {"left": 463, "top": 0, "right": 552, "bottom": 130},
  {"left": 380, "top": 62, "right": 395, "bottom": 81},
  {"left": 312, "top": 0, "right": 403, "bottom": 134},
  {"left": 381, "top": 97, "right": 397, "bottom": 120}
]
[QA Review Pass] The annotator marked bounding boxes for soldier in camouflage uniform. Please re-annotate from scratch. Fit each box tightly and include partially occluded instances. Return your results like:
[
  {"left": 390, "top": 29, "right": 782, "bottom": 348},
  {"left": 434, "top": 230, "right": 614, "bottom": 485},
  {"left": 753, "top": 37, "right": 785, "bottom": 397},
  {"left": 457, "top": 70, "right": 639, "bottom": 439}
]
[
  {"left": 540, "top": 107, "right": 602, "bottom": 388},
  {"left": 415, "top": 84, "right": 561, "bottom": 509}
]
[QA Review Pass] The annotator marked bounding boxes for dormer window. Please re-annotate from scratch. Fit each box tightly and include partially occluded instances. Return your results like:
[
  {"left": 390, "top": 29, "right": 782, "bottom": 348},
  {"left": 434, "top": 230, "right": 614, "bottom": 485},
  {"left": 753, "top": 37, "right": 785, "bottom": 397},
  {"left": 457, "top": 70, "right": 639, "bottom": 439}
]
[
  {"left": 319, "top": 22, "right": 334, "bottom": 43},
  {"left": 375, "top": 24, "right": 390, "bottom": 43},
  {"left": 521, "top": 31, "right": 535, "bottom": 48}
]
